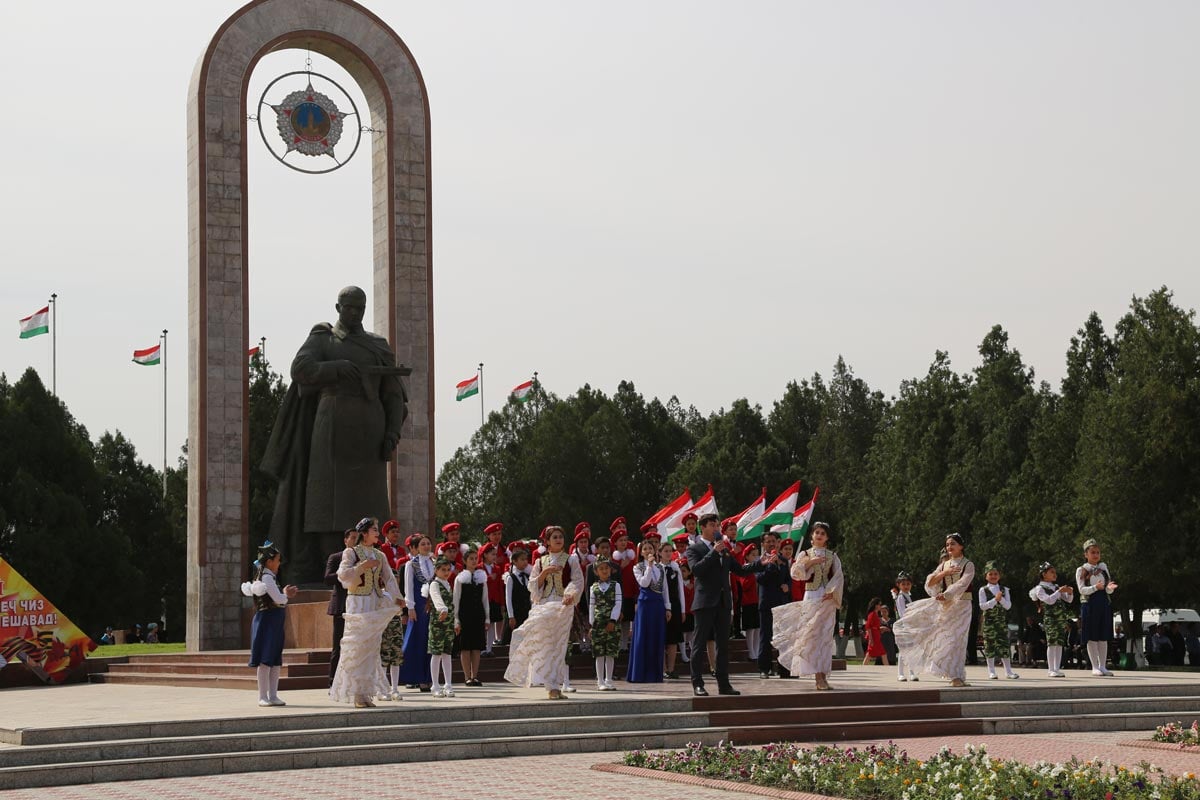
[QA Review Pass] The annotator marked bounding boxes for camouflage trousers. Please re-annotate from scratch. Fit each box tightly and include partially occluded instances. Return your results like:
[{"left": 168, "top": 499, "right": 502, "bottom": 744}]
[
  {"left": 982, "top": 606, "right": 1010, "bottom": 659},
  {"left": 428, "top": 604, "right": 456, "bottom": 655},
  {"left": 1042, "top": 601, "right": 1070, "bottom": 647}
]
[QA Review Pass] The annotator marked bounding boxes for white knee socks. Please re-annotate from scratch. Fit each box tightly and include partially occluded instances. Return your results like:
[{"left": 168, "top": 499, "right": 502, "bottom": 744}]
[
  {"left": 389, "top": 665, "right": 401, "bottom": 692},
  {"left": 986, "top": 657, "right": 997, "bottom": 676},
  {"left": 745, "top": 629, "right": 760, "bottom": 660},
  {"left": 1047, "top": 645, "right": 1062, "bottom": 674},
  {"left": 268, "top": 666, "right": 281, "bottom": 701},
  {"left": 429, "top": 654, "right": 453, "bottom": 693},
  {"left": 1001, "top": 658, "right": 1016, "bottom": 677},
  {"left": 256, "top": 664, "right": 270, "bottom": 703},
  {"left": 485, "top": 626, "right": 494, "bottom": 654},
  {"left": 1088, "top": 641, "right": 1108, "bottom": 673}
]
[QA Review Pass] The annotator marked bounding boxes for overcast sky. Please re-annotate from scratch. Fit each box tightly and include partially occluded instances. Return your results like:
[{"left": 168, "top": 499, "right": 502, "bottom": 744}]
[{"left": 3, "top": 2, "right": 1198, "bottom": 477}]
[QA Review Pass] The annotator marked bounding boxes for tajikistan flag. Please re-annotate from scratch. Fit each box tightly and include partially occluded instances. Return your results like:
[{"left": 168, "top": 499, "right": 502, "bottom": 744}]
[
  {"left": 732, "top": 488, "right": 767, "bottom": 541},
  {"left": 132, "top": 344, "right": 161, "bottom": 366},
  {"left": 456, "top": 374, "right": 479, "bottom": 401},
  {"left": 645, "top": 489, "right": 693, "bottom": 535},
  {"left": 740, "top": 481, "right": 802, "bottom": 541},
  {"left": 784, "top": 487, "right": 820, "bottom": 542},
  {"left": 511, "top": 380, "right": 534, "bottom": 403},
  {"left": 18, "top": 307, "right": 49, "bottom": 339}
]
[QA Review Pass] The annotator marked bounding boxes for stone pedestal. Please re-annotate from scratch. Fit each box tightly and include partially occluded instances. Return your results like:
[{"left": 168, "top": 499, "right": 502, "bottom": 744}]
[{"left": 187, "top": 0, "right": 434, "bottom": 651}]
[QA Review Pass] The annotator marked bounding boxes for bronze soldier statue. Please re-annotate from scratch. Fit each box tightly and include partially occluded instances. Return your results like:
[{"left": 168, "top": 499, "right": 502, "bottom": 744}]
[{"left": 261, "top": 286, "right": 409, "bottom": 584}]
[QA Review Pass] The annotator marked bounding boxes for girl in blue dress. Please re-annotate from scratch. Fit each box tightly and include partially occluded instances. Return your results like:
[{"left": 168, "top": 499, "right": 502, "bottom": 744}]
[
  {"left": 627, "top": 540, "right": 671, "bottom": 683},
  {"left": 241, "top": 541, "right": 298, "bottom": 707},
  {"left": 400, "top": 533, "right": 435, "bottom": 690},
  {"left": 1077, "top": 538, "right": 1118, "bottom": 676}
]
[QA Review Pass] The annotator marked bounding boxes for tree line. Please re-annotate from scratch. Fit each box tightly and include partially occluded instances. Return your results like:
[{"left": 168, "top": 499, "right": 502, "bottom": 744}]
[
  {"left": 3, "top": 286, "right": 1196, "bottom": 640},
  {"left": 438, "top": 287, "right": 1200, "bottom": 631}
]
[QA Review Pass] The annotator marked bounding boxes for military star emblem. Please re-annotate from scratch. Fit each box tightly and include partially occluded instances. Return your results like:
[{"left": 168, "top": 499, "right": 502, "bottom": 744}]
[{"left": 272, "top": 82, "right": 344, "bottom": 157}]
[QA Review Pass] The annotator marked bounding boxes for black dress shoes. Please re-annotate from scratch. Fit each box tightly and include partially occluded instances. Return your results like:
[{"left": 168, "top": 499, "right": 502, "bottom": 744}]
[
  {"left": 717, "top": 686, "right": 741, "bottom": 696},
  {"left": 693, "top": 686, "right": 709, "bottom": 696}
]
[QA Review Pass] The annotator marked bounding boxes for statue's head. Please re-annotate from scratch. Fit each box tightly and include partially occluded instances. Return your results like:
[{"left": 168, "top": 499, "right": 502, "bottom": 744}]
[{"left": 335, "top": 286, "right": 367, "bottom": 331}]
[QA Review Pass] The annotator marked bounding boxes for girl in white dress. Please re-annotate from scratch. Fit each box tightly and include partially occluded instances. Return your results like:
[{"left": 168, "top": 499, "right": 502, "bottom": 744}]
[
  {"left": 891, "top": 533, "right": 975, "bottom": 687},
  {"left": 772, "top": 522, "right": 843, "bottom": 691},
  {"left": 892, "top": 572, "right": 919, "bottom": 682},
  {"left": 504, "top": 526, "right": 584, "bottom": 699},
  {"left": 329, "top": 517, "right": 405, "bottom": 708}
]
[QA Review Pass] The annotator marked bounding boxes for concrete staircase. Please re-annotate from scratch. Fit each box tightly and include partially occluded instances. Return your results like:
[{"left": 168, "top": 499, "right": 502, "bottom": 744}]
[
  {"left": 0, "top": 696, "right": 721, "bottom": 790},
  {"left": 4, "top": 681, "right": 1200, "bottom": 789},
  {"left": 88, "top": 640, "right": 829, "bottom": 691}
]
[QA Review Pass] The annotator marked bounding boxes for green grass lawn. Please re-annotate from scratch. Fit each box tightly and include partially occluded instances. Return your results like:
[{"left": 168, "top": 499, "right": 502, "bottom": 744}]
[{"left": 88, "top": 642, "right": 187, "bottom": 659}]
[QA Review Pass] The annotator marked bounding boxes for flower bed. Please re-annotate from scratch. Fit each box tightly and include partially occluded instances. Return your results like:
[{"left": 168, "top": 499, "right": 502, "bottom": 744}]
[
  {"left": 623, "top": 740, "right": 1200, "bottom": 800},
  {"left": 1155, "top": 723, "right": 1200, "bottom": 748}
]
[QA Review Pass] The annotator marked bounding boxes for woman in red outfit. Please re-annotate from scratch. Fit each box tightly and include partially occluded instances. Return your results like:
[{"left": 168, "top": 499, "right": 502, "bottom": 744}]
[{"left": 863, "top": 597, "right": 890, "bottom": 665}]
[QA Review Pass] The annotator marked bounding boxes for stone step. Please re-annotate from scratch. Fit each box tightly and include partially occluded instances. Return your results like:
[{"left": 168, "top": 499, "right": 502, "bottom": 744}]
[
  {"left": 729, "top": 717, "right": 985, "bottom": 743},
  {"left": 696, "top": 688, "right": 945, "bottom": 711},
  {"left": 123, "top": 650, "right": 330, "bottom": 665},
  {"left": 710, "top": 702, "right": 960, "bottom": 727},
  {"left": 0, "top": 710, "right": 712, "bottom": 769},
  {"left": 964, "top": 695, "right": 1200, "bottom": 719},
  {"left": 106, "top": 662, "right": 330, "bottom": 678},
  {"left": 88, "top": 673, "right": 331, "bottom": 691},
  {"left": 9, "top": 696, "right": 695, "bottom": 745},
  {"left": 0, "top": 725, "right": 730, "bottom": 791}
]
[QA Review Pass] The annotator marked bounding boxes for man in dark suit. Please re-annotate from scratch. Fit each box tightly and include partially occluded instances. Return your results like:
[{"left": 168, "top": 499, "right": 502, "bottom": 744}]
[
  {"left": 755, "top": 529, "right": 793, "bottom": 678},
  {"left": 687, "top": 513, "right": 777, "bottom": 696},
  {"left": 324, "top": 529, "right": 357, "bottom": 686}
]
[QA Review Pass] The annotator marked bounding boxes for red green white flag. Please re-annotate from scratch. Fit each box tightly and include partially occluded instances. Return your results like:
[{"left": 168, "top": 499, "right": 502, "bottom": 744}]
[
  {"left": 645, "top": 488, "right": 693, "bottom": 535},
  {"left": 18, "top": 307, "right": 49, "bottom": 339},
  {"left": 456, "top": 374, "right": 479, "bottom": 401},
  {"left": 732, "top": 488, "right": 768, "bottom": 541},
  {"left": 740, "top": 481, "right": 802, "bottom": 541},
  {"left": 132, "top": 344, "right": 161, "bottom": 366},
  {"left": 248, "top": 346, "right": 261, "bottom": 358},
  {"left": 511, "top": 380, "right": 534, "bottom": 403},
  {"left": 676, "top": 485, "right": 718, "bottom": 532},
  {"left": 784, "top": 486, "right": 820, "bottom": 542}
]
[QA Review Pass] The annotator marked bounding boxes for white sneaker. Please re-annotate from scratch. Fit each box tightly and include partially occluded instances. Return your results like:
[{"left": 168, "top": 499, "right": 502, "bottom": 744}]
[
  {"left": 597, "top": 683, "right": 607, "bottom": 691},
  {"left": 389, "top": 690, "right": 403, "bottom": 701},
  {"left": 1091, "top": 669, "right": 1104, "bottom": 676},
  {"left": 1100, "top": 668, "right": 1114, "bottom": 676},
  {"left": 258, "top": 699, "right": 273, "bottom": 707},
  {"left": 1048, "top": 671, "right": 1065, "bottom": 677},
  {"left": 1006, "top": 673, "right": 1019, "bottom": 679},
  {"left": 432, "top": 689, "right": 445, "bottom": 698},
  {"left": 377, "top": 693, "right": 393, "bottom": 702},
  {"left": 988, "top": 673, "right": 998, "bottom": 680},
  {"left": 897, "top": 675, "right": 907, "bottom": 682},
  {"left": 268, "top": 698, "right": 286, "bottom": 706},
  {"left": 909, "top": 675, "right": 918, "bottom": 681},
  {"left": 444, "top": 688, "right": 456, "bottom": 697},
  {"left": 562, "top": 685, "right": 577, "bottom": 693}
]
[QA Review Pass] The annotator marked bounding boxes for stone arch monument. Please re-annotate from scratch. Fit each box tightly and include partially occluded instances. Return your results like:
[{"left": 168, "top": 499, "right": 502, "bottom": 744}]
[{"left": 186, "top": 0, "right": 433, "bottom": 650}]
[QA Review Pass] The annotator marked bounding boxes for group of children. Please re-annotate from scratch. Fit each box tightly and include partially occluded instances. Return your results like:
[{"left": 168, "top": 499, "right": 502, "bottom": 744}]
[
  {"left": 889, "top": 536, "right": 1119, "bottom": 686},
  {"left": 243, "top": 511, "right": 1122, "bottom": 705}
]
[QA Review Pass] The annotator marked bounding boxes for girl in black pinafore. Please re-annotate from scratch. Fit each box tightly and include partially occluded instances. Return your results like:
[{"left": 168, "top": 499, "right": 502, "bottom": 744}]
[{"left": 455, "top": 548, "right": 490, "bottom": 686}]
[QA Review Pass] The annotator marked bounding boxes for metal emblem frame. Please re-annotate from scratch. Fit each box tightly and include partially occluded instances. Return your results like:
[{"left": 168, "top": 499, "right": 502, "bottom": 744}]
[{"left": 256, "top": 70, "right": 364, "bottom": 174}]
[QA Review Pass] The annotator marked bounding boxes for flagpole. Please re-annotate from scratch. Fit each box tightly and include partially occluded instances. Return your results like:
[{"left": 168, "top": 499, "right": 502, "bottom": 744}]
[
  {"left": 259, "top": 336, "right": 266, "bottom": 362},
  {"left": 161, "top": 329, "right": 168, "bottom": 497},
  {"left": 532, "top": 371, "right": 539, "bottom": 419},
  {"left": 49, "top": 293, "right": 57, "bottom": 396},
  {"left": 478, "top": 362, "right": 484, "bottom": 425}
]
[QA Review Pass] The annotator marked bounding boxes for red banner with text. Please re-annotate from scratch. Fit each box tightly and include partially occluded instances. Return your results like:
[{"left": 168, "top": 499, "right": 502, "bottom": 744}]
[{"left": 0, "top": 557, "right": 95, "bottom": 683}]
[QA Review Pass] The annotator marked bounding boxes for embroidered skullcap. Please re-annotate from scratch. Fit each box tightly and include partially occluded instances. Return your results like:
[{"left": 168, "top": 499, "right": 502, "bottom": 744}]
[{"left": 1082, "top": 538, "right": 1099, "bottom": 551}]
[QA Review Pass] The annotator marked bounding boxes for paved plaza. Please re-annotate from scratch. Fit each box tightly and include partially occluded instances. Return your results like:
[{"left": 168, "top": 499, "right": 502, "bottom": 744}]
[{"left": 2, "top": 665, "right": 1199, "bottom": 798}]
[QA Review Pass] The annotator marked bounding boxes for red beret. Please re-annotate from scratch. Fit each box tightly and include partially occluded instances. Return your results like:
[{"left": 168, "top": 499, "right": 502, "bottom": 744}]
[
  {"left": 441, "top": 522, "right": 461, "bottom": 535},
  {"left": 609, "top": 517, "right": 626, "bottom": 533},
  {"left": 483, "top": 522, "right": 503, "bottom": 535},
  {"left": 642, "top": 530, "right": 662, "bottom": 542},
  {"left": 574, "top": 521, "right": 590, "bottom": 537},
  {"left": 671, "top": 531, "right": 690, "bottom": 544},
  {"left": 405, "top": 532, "right": 423, "bottom": 548},
  {"left": 435, "top": 541, "right": 458, "bottom": 555},
  {"left": 382, "top": 519, "right": 401, "bottom": 535},
  {"left": 639, "top": 521, "right": 658, "bottom": 535},
  {"left": 720, "top": 518, "right": 737, "bottom": 532},
  {"left": 477, "top": 542, "right": 495, "bottom": 559},
  {"left": 681, "top": 512, "right": 698, "bottom": 524},
  {"left": 526, "top": 540, "right": 540, "bottom": 553},
  {"left": 506, "top": 540, "right": 523, "bottom": 552}
]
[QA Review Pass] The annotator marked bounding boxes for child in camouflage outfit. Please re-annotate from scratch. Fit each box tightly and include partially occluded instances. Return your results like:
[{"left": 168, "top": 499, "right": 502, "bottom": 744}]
[
  {"left": 588, "top": 556, "right": 622, "bottom": 690},
  {"left": 1030, "top": 561, "right": 1073, "bottom": 677},
  {"left": 426, "top": 557, "right": 457, "bottom": 697},
  {"left": 978, "top": 561, "right": 1019, "bottom": 680}
]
